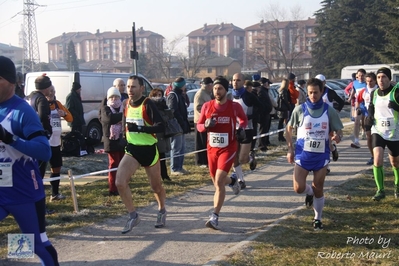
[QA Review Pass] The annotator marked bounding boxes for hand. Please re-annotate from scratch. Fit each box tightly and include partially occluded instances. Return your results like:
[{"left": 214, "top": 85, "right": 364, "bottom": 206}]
[
  {"left": 364, "top": 116, "right": 374, "bottom": 127},
  {"left": 236, "top": 128, "right": 246, "bottom": 142},
  {"left": 0, "top": 124, "right": 14, "bottom": 144},
  {"left": 356, "top": 108, "right": 362, "bottom": 116},
  {"left": 204, "top": 118, "right": 216, "bottom": 128},
  {"left": 127, "top": 122, "right": 141, "bottom": 132},
  {"left": 388, "top": 100, "right": 399, "bottom": 112},
  {"left": 57, "top": 109, "right": 65, "bottom": 117}
]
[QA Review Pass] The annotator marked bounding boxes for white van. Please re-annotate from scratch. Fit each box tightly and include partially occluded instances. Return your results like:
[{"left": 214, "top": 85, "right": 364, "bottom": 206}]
[
  {"left": 341, "top": 64, "right": 399, "bottom": 82},
  {"left": 24, "top": 71, "right": 153, "bottom": 142}
]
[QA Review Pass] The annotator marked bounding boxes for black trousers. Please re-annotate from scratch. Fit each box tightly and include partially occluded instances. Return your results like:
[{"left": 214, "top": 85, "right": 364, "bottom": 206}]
[
  {"left": 258, "top": 114, "right": 271, "bottom": 148},
  {"left": 194, "top": 124, "right": 208, "bottom": 165}
]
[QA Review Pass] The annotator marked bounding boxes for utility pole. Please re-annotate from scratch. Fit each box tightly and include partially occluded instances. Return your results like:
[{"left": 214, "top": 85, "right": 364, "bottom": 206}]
[
  {"left": 22, "top": 0, "right": 42, "bottom": 73},
  {"left": 130, "top": 22, "right": 139, "bottom": 75}
]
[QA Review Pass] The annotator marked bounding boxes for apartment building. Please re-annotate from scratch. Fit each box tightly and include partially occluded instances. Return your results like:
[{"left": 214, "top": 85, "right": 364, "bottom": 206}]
[
  {"left": 187, "top": 23, "right": 245, "bottom": 58},
  {"left": 47, "top": 27, "right": 164, "bottom": 63},
  {"left": 244, "top": 18, "right": 317, "bottom": 78},
  {"left": 0, "top": 43, "right": 23, "bottom": 63}
]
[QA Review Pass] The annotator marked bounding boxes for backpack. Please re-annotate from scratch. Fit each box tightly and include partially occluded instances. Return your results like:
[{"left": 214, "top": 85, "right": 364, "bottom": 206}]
[{"left": 61, "top": 131, "right": 88, "bottom": 157}]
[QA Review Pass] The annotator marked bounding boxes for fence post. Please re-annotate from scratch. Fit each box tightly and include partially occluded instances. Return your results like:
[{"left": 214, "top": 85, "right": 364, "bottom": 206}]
[{"left": 68, "top": 169, "right": 79, "bottom": 213}]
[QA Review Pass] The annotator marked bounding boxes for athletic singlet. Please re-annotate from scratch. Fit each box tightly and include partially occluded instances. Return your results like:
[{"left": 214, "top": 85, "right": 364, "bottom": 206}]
[
  {"left": 295, "top": 103, "right": 330, "bottom": 163},
  {"left": 49, "top": 107, "right": 62, "bottom": 147},
  {"left": 353, "top": 80, "right": 367, "bottom": 102},
  {"left": 322, "top": 86, "right": 333, "bottom": 107},
  {"left": 205, "top": 100, "right": 237, "bottom": 150},
  {"left": 371, "top": 87, "right": 399, "bottom": 141},
  {"left": 233, "top": 90, "right": 254, "bottom": 130}
]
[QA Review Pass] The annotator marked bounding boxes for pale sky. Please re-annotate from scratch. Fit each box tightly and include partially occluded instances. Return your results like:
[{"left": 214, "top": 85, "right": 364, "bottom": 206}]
[{"left": 0, "top": 0, "right": 322, "bottom": 62}]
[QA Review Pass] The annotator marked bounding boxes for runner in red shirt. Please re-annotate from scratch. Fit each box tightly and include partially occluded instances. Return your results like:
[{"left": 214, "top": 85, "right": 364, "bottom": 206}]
[{"left": 197, "top": 76, "right": 247, "bottom": 230}]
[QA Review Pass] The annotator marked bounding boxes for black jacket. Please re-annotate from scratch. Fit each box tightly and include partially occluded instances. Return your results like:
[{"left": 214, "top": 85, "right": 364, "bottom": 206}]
[
  {"left": 66, "top": 90, "right": 85, "bottom": 128},
  {"left": 27, "top": 90, "right": 52, "bottom": 135},
  {"left": 166, "top": 88, "right": 191, "bottom": 134}
]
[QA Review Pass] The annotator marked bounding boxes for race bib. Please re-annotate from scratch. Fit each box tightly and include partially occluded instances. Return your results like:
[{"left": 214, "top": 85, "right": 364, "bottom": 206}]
[
  {"left": 303, "top": 138, "right": 325, "bottom": 153},
  {"left": 209, "top": 132, "right": 228, "bottom": 148},
  {"left": 126, "top": 118, "right": 144, "bottom": 126},
  {"left": 0, "top": 162, "right": 13, "bottom": 187},
  {"left": 50, "top": 116, "right": 62, "bottom": 129},
  {"left": 377, "top": 117, "right": 395, "bottom": 131}
]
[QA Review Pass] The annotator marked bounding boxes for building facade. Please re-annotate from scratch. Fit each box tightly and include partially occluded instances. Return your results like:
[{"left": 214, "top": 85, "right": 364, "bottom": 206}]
[{"left": 0, "top": 43, "right": 24, "bottom": 63}]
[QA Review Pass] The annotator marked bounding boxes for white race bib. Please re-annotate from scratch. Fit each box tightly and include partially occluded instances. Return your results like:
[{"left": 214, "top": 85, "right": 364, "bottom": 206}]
[
  {"left": 303, "top": 138, "right": 325, "bottom": 153},
  {"left": 209, "top": 132, "right": 229, "bottom": 148},
  {"left": 0, "top": 162, "right": 13, "bottom": 187},
  {"left": 377, "top": 117, "right": 395, "bottom": 131},
  {"left": 126, "top": 118, "right": 144, "bottom": 126}
]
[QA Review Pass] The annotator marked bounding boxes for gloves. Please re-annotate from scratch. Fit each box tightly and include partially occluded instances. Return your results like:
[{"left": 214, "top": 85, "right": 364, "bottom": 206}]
[
  {"left": 204, "top": 118, "right": 216, "bottom": 128},
  {"left": 0, "top": 124, "right": 14, "bottom": 144},
  {"left": 236, "top": 128, "right": 246, "bottom": 142},
  {"left": 356, "top": 108, "right": 362, "bottom": 116},
  {"left": 127, "top": 122, "right": 143, "bottom": 132},
  {"left": 388, "top": 100, "right": 399, "bottom": 112},
  {"left": 364, "top": 116, "right": 374, "bottom": 127}
]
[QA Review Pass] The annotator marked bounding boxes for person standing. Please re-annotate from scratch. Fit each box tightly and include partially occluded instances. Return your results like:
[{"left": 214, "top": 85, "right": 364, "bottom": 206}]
[
  {"left": 166, "top": 77, "right": 191, "bottom": 175},
  {"left": 296, "top": 80, "right": 307, "bottom": 105},
  {"left": 113, "top": 78, "right": 129, "bottom": 101},
  {"left": 287, "top": 72, "right": 299, "bottom": 115},
  {"left": 277, "top": 79, "right": 291, "bottom": 142},
  {"left": 99, "top": 87, "right": 126, "bottom": 196},
  {"left": 365, "top": 67, "right": 399, "bottom": 201},
  {"left": 196, "top": 76, "right": 247, "bottom": 230},
  {"left": 0, "top": 56, "right": 59, "bottom": 265},
  {"left": 286, "top": 78, "right": 343, "bottom": 230},
  {"left": 66, "top": 82, "right": 85, "bottom": 133},
  {"left": 15, "top": 71, "right": 25, "bottom": 98},
  {"left": 149, "top": 88, "right": 172, "bottom": 181},
  {"left": 46, "top": 85, "right": 73, "bottom": 201},
  {"left": 116, "top": 75, "right": 167, "bottom": 234},
  {"left": 194, "top": 77, "right": 213, "bottom": 167},
  {"left": 231, "top": 73, "right": 262, "bottom": 188},
  {"left": 258, "top": 77, "right": 273, "bottom": 151}
]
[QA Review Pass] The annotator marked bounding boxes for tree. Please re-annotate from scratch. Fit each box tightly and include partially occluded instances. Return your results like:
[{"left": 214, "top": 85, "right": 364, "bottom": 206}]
[
  {"left": 67, "top": 40, "right": 79, "bottom": 71},
  {"left": 311, "top": 0, "right": 389, "bottom": 77},
  {"left": 177, "top": 44, "right": 208, "bottom": 79},
  {"left": 377, "top": 0, "right": 399, "bottom": 63}
]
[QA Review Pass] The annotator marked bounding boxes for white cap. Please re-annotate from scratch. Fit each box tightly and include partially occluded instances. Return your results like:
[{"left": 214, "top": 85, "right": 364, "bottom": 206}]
[
  {"left": 315, "top": 74, "right": 326, "bottom": 82},
  {"left": 107, "top": 87, "right": 121, "bottom": 99}
]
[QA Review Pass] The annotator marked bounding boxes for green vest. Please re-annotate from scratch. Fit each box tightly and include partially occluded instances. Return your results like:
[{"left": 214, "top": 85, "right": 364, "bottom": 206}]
[{"left": 125, "top": 98, "right": 157, "bottom": 146}]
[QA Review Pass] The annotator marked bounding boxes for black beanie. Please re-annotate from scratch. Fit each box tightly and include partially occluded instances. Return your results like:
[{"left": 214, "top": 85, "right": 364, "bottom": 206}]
[
  {"left": 213, "top": 77, "right": 229, "bottom": 91},
  {"left": 0, "top": 56, "right": 16, "bottom": 84},
  {"left": 35, "top": 74, "right": 52, "bottom": 90},
  {"left": 288, "top": 73, "right": 296, "bottom": 80},
  {"left": 72, "top": 82, "right": 81, "bottom": 91},
  {"left": 376, "top": 67, "right": 392, "bottom": 80}
]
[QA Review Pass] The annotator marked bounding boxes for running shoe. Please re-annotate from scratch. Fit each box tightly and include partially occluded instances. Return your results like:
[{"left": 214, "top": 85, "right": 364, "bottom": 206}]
[
  {"left": 121, "top": 214, "right": 141, "bottom": 234},
  {"left": 50, "top": 193, "right": 66, "bottom": 202},
  {"left": 313, "top": 219, "right": 324, "bottom": 230},
  {"left": 155, "top": 211, "right": 167, "bottom": 228},
  {"left": 249, "top": 150, "right": 257, "bottom": 170},
  {"left": 372, "top": 190, "right": 386, "bottom": 201},
  {"left": 305, "top": 194, "right": 314, "bottom": 208},
  {"left": 326, "top": 167, "right": 330, "bottom": 175},
  {"left": 239, "top": 181, "right": 246, "bottom": 189},
  {"left": 229, "top": 173, "right": 241, "bottom": 195},
  {"left": 331, "top": 144, "right": 339, "bottom": 162},
  {"left": 366, "top": 157, "right": 373, "bottom": 165},
  {"left": 205, "top": 213, "right": 220, "bottom": 230},
  {"left": 361, "top": 130, "right": 366, "bottom": 140},
  {"left": 351, "top": 141, "right": 360, "bottom": 149}
]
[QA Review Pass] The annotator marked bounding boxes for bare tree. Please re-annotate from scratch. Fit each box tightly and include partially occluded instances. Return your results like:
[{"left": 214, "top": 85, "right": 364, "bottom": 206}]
[{"left": 177, "top": 43, "right": 208, "bottom": 79}]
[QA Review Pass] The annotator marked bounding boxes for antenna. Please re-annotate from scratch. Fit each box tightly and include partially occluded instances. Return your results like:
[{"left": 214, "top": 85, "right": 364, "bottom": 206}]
[{"left": 22, "top": 0, "right": 42, "bottom": 72}]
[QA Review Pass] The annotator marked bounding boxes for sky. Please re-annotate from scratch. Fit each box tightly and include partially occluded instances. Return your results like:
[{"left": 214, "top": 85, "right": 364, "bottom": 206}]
[{"left": 0, "top": 0, "right": 323, "bottom": 62}]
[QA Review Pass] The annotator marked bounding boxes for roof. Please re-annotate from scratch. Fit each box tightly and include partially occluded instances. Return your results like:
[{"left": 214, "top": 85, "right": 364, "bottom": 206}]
[
  {"left": 187, "top": 23, "right": 244, "bottom": 37},
  {"left": 0, "top": 42, "right": 23, "bottom": 51},
  {"left": 202, "top": 56, "right": 241, "bottom": 67},
  {"left": 245, "top": 18, "right": 317, "bottom": 31}
]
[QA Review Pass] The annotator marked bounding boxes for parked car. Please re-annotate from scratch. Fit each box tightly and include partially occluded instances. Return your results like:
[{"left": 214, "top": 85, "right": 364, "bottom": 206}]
[
  {"left": 186, "top": 89, "right": 199, "bottom": 127},
  {"left": 185, "top": 83, "right": 200, "bottom": 91},
  {"left": 151, "top": 82, "right": 167, "bottom": 91}
]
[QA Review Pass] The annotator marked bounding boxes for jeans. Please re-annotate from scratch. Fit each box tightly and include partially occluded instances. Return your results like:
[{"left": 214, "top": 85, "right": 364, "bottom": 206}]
[{"left": 170, "top": 134, "right": 185, "bottom": 172}]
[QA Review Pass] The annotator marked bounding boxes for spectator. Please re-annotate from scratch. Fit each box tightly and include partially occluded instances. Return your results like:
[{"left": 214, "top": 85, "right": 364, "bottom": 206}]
[
  {"left": 0, "top": 56, "right": 59, "bottom": 265},
  {"left": 296, "top": 79, "right": 307, "bottom": 105},
  {"left": 113, "top": 78, "right": 128, "bottom": 101},
  {"left": 149, "top": 88, "right": 172, "bottom": 181},
  {"left": 66, "top": 82, "right": 85, "bottom": 133},
  {"left": 45, "top": 85, "right": 73, "bottom": 202},
  {"left": 250, "top": 81, "right": 261, "bottom": 151},
  {"left": 15, "top": 71, "right": 25, "bottom": 98},
  {"left": 194, "top": 77, "right": 213, "bottom": 167},
  {"left": 287, "top": 72, "right": 299, "bottom": 115},
  {"left": 99, "top": 87, "right": 126, "bottom": 196},
  {"left": 258, "top": 77, "right": 273, "bottom": 150},
  {"left": 277, "top": 79, "right": 291, "bottom": 142},
  {"left": 166, "top": 77, "right": 191, "bottom": 176}
]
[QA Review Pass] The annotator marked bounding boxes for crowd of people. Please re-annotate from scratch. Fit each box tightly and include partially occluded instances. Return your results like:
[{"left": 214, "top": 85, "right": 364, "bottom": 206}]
[{"left": 2, "top": 53, "right": 399, "bottom": 264}]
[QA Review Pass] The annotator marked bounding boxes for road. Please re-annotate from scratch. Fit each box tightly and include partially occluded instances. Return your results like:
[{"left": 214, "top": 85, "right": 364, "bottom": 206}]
[{"left": 3, "top": 135, "right": 375, "bottom": 266}]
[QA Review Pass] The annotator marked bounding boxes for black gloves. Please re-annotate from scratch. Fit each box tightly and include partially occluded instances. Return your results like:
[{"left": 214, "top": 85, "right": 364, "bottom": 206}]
[
  {"left": 356, "top": 108, "right": 362, "bottom": 116},
  {"left": 364, "top": 116, "right": 374, "bottom": 127},
  {"left": 0, "top": 124, "right": 14, "bottom": 144},
  {"left": 388, "top": 100, "right": 399, "bottom": 112},
  {"left": 236, "top": 128, "right": 246, "bottom": 142},
  {"left": 127, "top": 122, "right": 143, "bottom": 132},
  {"left": 204, "top": 118, "right": 216, "bottom": 128}
]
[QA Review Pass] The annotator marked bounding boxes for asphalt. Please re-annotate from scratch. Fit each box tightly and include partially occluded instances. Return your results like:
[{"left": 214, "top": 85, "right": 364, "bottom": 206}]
[{"left": 4, "top": 136, "right": 375, "bottom": 266}]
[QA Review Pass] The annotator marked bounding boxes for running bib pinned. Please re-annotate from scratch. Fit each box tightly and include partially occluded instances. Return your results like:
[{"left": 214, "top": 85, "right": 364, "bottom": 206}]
[
  {"left": 377, "top": 116, "right": 395, "bottom": 131},
  {"left": 209, "top": 132, "right": 228, "bottom": 148},
  {"left": 0, "top": 162, "right": 13, "bottom": 187},
  {"left": 303, "top": 138, "right": 325, "bottom": 153}
]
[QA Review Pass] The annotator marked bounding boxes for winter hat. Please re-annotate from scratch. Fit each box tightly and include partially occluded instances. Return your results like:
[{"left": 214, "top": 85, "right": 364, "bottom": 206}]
[
  {"left": 252, "top": 81, "right": 261, "bottom": 87},
  {"left": 0, "top": 56, "right": 16, "bottom": 84},
  {"left": 72, "top": 82, "right": 81, "bottom": 91},
  {"left": 173, "top": 78, "right": 186, "bottom": 89},
  {"left": 298, "top": 79, "right": 306, "bottom": 86},
  {"left": 315, "top": 74, "right": 326, "bottom": 82},
  {"left": 201, "top": 77, "right": 213, "bottom": 85},
  {"left": 288, "top": 73, "right": 296, "bottom": 80},
  {"left": 260, "top": 77, "right": 272, "bottom": 84},
  {"left": 377, "top": 67, "right": 392, "bottom": 80},
  {"left": 35, "top": 74, "right": 52, "bottom": 90},
  {"left": 213, "top": 77, "right": 229, "bottom": 91},
  {"left": 107, "top": 87, "right": 121, "bottom": 99}
]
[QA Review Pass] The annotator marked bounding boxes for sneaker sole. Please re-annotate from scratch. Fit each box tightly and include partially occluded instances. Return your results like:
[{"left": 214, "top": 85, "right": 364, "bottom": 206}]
[
  {"left": 350, "top": 143, "right": 360, "bottom": 149},
  {"left": 205, "top": 220, "right": 220, "bottom": 230}
]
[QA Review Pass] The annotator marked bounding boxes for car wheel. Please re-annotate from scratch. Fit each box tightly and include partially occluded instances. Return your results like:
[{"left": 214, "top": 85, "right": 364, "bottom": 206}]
[{"left": 85, "top": 120, "right": 102, "bottom": 144}]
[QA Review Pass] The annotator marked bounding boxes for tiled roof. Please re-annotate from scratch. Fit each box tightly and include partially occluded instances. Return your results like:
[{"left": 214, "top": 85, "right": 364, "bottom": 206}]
[
  {"left": 202, "top": 56, "right": 240, "bottom": 67},
  {"left": 245, "top": 18, "right": 317, "bottom": 31},
  {"left": 188, "top": 23, "right": 244, "bottom": 37}
]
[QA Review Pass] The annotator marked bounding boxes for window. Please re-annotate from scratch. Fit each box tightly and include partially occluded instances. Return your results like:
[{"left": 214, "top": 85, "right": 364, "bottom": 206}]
[
  {"left": 307, "top": 27, "right": 312, "bottom": 34},
  {"left": 207, "top": 68, "right": 212, "bottom": 73}
]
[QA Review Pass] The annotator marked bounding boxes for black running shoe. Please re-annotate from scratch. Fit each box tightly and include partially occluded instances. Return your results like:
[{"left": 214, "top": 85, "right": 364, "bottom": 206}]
[
  {"left": 239, "top": 181, "right": 246, "bottom": 189},
  {"left": 305, "top": 194, "right": 314, "bottom": 207},
  {"left": 331, "top": 144, "right": 339, "bottom": 161},
  {"left": 249, "top": 150, "right": 257, "bottom": 171},
  {"left": 313, "top": 219, "right": 324, "bottom": 230}
]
